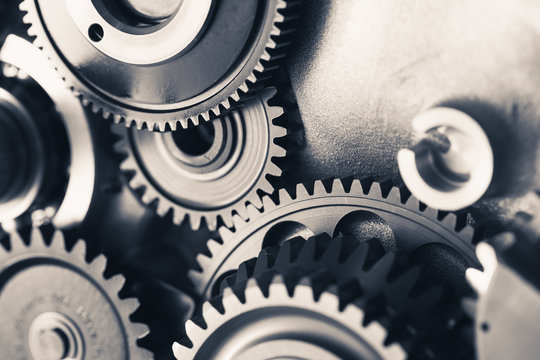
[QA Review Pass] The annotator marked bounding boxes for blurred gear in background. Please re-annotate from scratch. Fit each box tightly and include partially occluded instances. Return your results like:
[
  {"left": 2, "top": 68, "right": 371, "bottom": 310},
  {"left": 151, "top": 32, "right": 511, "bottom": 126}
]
[{"left": 0, "top": 0, "right": 539, "bottom": 359}]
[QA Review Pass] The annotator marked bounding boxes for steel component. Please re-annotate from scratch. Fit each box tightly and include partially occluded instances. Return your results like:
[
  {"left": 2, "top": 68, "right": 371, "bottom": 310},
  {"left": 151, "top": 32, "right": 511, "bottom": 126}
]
[
  {"left": 221, "top": 233, "right": 475, "bottom": 359},
  {"left": 0, "top": 228, "right": 151, "bottom": 359},
  {"left": 189, "top": 178, "right": 476, "bottom": 299},
  {"left": 466, "top": 239, "right": 540, "bottom": 360},
  {"left": 173, "top": 276, "right": 405, "bottom": 360},
  {"left": 20, "top": 0, "right": 296, "bottom": 131},
  {"left": 398, "top": 107, "right": 494, "bottom": 211},
  {"left": 0, "top": 35, "right": 95, "bottom": 229},
  {"left": 113, "top": 88, "right": 288, "bottom": 230}
]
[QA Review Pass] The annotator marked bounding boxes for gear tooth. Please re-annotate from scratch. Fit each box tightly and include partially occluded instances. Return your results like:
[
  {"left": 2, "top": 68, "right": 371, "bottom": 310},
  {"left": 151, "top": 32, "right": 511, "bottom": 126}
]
[
  {"left": 235, "top": 205, "right": 249, "bottom": 221},
  {"left": 71, "top": 240, "right": 87, "bottom": 259},
  {"left": 207, "top": 239, "right": 222, "bottom": 257},
  {"left": 122, "top": 298, "right": 141, "bottom": 315},
  {"left": 318, "top": 290, "right": 340, "bottom": 309},
  {"left": 30, "top": 228, "right": 47, "bottom": 248},
  {"left": 369, "top": 182, "right": 385, "bottom": 198},
  {"left": 331, "top": 179, "right": 347, "bottom": 195},
  {"left": 184, "top": 319, "right": 199, "bottom": 337},
  {"left": 260, "top": 50, "right": 272, "bottom": 62},
  {"left": 90, "top": 254, "right": 108, "bottom": 275},
  {"left": 238, "top": 82, "right": 250, "bottom": 94},
  {"left": 156, "top": 201, "right": 171, "bottom": 217},
  {"left": 387, "top": 187, "right": 401, "bottom": 203},
  {"left": 109, "top": 274, "right": 126, "bottom": 293},
  {"left": 49, "top": 231, "right": 66, "bottom": 250},
  {"left": 350, "top": 179, "right": 364, "bottom": 194},
  {"left": 222, "top": 98, "right": 232, "bottom": 109},
  {"left": 222, "top": 286, "right": 242, "bottom": 309},
  {"left": 247, "top": 203, "right": 262, "bottom": 219},
  {"left": 231, "top": 214, "right": 247, "bottom": 230},
  {"left": 218, "top": 226, "right": 235, "bottom": 242},
  {"left": 113, "top": 114, "right": 123, "bottom": 124},
  {"left": 423, "top": 205, "right": 438, "bottom": 218},
  {"left": 172, "top": 210, "right": 186, "bottom": 226},
  {"left": 441, "top": 212, "right": 458, "bottom": 229},
  {"left": 202, "top": 301, "right": 221, "bottom": 320},
  {"left": 194, "top": 253, "right": 212, "bottom": 274},
  {"left": 295, "top": 183, "right": 310, "bottom": 199},
  {"left": 179, "top": 117, "right": 189, "bottom": 129},
  {"left": 188, "top": 214, "right": 203, "bottom": 231},
  {"left": 9, "top": 231, "right": 27, "bottom": 252},
  {"left": 172, "top": 342, "right": 183, "bottom": 359},
  {"left": 132, "top": 322, "right": 150, "bottom": 339},
  {"left": 312, "top": 180, "right": 327, "bottom": 195}
]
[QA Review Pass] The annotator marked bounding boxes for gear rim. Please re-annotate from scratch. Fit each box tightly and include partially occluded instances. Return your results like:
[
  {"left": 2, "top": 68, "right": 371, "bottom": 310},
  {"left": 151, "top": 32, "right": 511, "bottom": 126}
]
[{"left": 20, "top": 0, "right": 296, "bottom": 131}]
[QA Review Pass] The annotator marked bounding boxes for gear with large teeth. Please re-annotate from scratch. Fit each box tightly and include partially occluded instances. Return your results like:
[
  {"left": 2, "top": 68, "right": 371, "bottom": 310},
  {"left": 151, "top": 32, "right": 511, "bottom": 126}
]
[
  {"left": 113, "top": 88, "right": 290, "bottom": 230},
  {"left": 0, "top": 228, "right": 152, "bottom": 359},
  {"left": 465, "top": 234, "right": 540, "bottom": 360},
  {"left": 189, "top": 178, "right": 478, "bottom": 299},
  {"left": 219, "top": 232, "right": 475, "bottom": 359},
  {"left": 20, "top": 0, "right": 298, "bottom": 131},
  {"left": 173, "top": 273, "right": 406, "bottom": 360}
]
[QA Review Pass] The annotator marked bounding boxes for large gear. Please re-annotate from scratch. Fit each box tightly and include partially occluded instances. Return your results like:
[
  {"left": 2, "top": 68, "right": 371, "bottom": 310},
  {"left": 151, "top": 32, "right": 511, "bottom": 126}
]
[
  {"left": 219, "top": 232, "right": 475, "bottom": 359},
  {"left": 466, "top": 235, "right": 540, "bottom": 360},
  {"left": 189, "top": 178, "right": 477, "bottom": 298},
  {"left": 19, "top": 0, "right": 297, "bottom": 131},
  {"left": 113, "top": 88, "right": 289, "bottom": 230},
  {"left": 0, "top": 35, "right": 95, "bottom": 229},
  {"left": 173, "top": 274, "right": 406, "bottom": 360},
  {"left": 0, "top": 228, "right": 152, "bottom": 359}
]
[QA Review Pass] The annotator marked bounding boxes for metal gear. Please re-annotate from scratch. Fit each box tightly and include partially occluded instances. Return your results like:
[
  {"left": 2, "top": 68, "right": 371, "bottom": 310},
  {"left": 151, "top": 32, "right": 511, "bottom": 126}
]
[
  {"left": 172, "top": 275, "right": 406, "bottom": 360},
  {"left": 0, "top": 228, "right": 152, "bottom": 359},
  {"left": 0, "top": 35, "right": 95, "bottom": 229},
  {"left": 220, "top": 233, "right": 475, "bottom": 359},
  {"left": 20, "top": 0, "right": 298, "bottom": 131},
  {"left": 189, "top": 178, "right": 477, "bottom": 299},
  {"left": 113, "top": 88, "right": 289, "bottom": 230},
  {"left": 465, "top": 235, "right": 540, "bottom": 360}
]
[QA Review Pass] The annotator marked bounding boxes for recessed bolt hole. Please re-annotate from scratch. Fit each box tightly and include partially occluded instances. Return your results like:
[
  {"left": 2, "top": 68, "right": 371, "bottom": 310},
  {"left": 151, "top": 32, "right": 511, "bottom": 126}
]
[
  {"left": 481, "top": 322, "right": 490, "bottom": 332},
  {"left": 88, "top": 24, "right": 104, "bottom": 42},
  {"left": 172, "top": 122, "right": 216, "bottom": 156}
]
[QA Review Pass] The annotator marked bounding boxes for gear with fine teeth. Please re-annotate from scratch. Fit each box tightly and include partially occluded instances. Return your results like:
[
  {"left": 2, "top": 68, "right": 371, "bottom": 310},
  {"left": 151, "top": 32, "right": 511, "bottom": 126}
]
[
  {"left": 113, "top": 88, "right": 290, "bottom": 231},
  {"left": 465, "top": 235, "right": 540, "bottom": 360},
  {"left": 0, "top": 228, "right": 152, "bottom": 359},
  {"left": 173, "top": 274, "right": 406, "bottom": 360},
  {"left": 189, "top": 178, "right": 478, "bottom": 299},
  {"left": 220, "top": 233, "right": 475, "bottom": 359},
  {"left": 19, "top": 0, "right": 298, "bottom": 131}
]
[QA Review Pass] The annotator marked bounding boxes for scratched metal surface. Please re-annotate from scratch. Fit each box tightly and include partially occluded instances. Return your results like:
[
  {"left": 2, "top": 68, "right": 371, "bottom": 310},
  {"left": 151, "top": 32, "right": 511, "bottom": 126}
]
[{"left": 287, "top": 0, "right": 540, "bottom": 195}]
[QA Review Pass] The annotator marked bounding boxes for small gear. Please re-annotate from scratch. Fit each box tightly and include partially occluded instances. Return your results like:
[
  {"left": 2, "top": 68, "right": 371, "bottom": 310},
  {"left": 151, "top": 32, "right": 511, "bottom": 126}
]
[
  {"left": 20, "top": 0, "right": 298, "bottom": 131},
  {"left": 172, "top": 274, "right": 406, "bottom": 360},
  {"left": 0, "top": 228, "right": 152, "bottom": 359},
  {"left": 219, "top": 233, "right": 475, "bottom": 359},
  {"left": 113, "top": 88, "right": 289, "bottom": 230},
  {"left": 465, "top": 235, "right": 540, "bottom": 360},
  {"left": 189, "top": 178, "right": 477, "bottom": 298},
  {"left": 0, "top": 35, "right": 94, "bottom": 229}
]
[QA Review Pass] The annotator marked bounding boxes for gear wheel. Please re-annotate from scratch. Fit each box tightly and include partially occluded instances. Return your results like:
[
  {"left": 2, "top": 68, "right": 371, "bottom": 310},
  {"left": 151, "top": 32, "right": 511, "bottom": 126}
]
[
  {"left": 189, "top": 178, "right": 477, "bottom": 298},
  {"left": 113, "top": 88, "right": 289, "bottom": 230},
  {"left": 465, "top": 235, "right": 540, "bottom": 360},
  {"left": 173, "top": 274, "right": 406, "bottom": 360},
  {"left": 220, "top": 233, "right": 475, "bottom": 359},
  {"left": 0, "top": 228, "right": 151, "bottom": 359},
  {"left": 20, "top": 0, "right": 298, "bottom": 131}
]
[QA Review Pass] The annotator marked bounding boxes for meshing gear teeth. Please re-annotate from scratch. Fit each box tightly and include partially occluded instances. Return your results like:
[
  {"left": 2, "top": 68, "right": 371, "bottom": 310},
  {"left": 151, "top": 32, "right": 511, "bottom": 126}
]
[
  {"left": 112, "top": 88, "right": 290, "bottom": 231},
  {"left": 0, "top": 228, "right": 152, "bottom": 359},
  {"left": 19, "top": 0, "right": 299, "bottom": 131},
  {"left": 189, "top": 178, "right": 477, "bottom": 299},
  {"left": 219, "top": 233, "right": 475, "bottom": 359},
  {"left": 173, "top": 274, "right": 406, "bottom": 360}
]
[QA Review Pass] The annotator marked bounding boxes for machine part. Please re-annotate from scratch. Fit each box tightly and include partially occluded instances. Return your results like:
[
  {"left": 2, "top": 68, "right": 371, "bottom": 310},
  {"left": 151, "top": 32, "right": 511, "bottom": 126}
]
[
  {"left": 0, "top": 35, "right": 95, "bottom": 229},
  {"left": 220, "top": 233, "right": 474, "bottom": 359},
  {"left": 0, "top": 228, "right": 151, "bottom": 359},
  {"left": 398, "top": 107, "right": 494, "bottom": 211},
  {"left": 173, "top": 275, "right": 405, "bottom": 360},
  {"left": 113, "top": 88, "right": 288, "bottom": 231},
  {"left": 189, "top": 178, "right": 476, "bottom": 299},
  {"left": 20, "top": 0, "right": 297, "bottom": 131},
  {"left": 466, "top": 238, "right": 540, "bottom": 360}
]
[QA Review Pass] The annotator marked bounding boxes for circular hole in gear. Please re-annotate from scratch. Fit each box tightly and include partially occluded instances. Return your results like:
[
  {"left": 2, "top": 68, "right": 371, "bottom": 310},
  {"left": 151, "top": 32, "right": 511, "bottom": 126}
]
[
  {"left": 333, "top": 211, "right": 396, "bottom": 252},
  {"left": 262, "top": 221, "right": 316, "bottom": 249},
  {"left": 172, "top": 122, "right": 216, "bottom": 156},
  {"left": 88, "top": 23, "right": 104, "bottom": 42},
  {"left": 481, "top": 322, "right": 490, "bottom": 333}
]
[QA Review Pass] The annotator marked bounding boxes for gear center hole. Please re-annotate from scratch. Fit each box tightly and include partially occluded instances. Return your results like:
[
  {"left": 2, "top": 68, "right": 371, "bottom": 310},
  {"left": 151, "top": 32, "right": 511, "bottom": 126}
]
[
  {"left": 172, "top": 122, "right": 216, "bottom": 157},
  {"left": 88, "top": 24, "right": 104, "bottom": 42}
]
